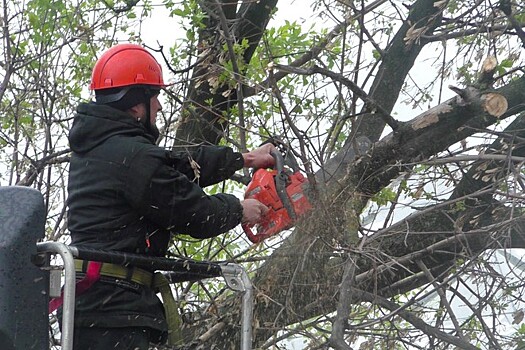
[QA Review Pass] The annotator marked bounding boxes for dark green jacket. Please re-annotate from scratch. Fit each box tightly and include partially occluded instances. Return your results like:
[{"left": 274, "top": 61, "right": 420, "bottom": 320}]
[{"left": 66, "top": 102, "right": 244, "bottom": 332}]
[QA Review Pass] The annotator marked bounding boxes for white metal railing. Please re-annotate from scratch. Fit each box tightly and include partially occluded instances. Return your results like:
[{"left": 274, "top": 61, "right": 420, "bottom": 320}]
[{"left": 37, "top": 242, "right": 253, "bottom": 350}]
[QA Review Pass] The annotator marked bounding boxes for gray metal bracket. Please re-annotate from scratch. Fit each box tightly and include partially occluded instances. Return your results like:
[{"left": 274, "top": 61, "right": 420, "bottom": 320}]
[{"left": 220, "top": 264, "right": 254, "bottom": 350}]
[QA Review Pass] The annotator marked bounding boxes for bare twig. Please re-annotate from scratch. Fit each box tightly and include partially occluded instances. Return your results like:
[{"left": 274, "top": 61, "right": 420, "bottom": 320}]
[
  {"left": 422, "top": 154, "right": 525, "bottom": 166},
  {"left": 242, "top": 0, "right": 389, "bottom": 97},
  {"left": 416, "top": 259, "right": 466, "bottom": 341},
  {"left": 267, "top": 66, "right": 315, "bottom": 183},
  {"left": 272, "top": 63, "right": 400, "bottom": 131},
  {"left": 353, "top": 287, "right": 481, "bottom": 350}
]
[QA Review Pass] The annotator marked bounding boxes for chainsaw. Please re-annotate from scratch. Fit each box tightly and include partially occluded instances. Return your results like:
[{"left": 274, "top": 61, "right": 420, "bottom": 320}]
[{"left": 242, "top": 147, "right": 312, "bottom": 243}]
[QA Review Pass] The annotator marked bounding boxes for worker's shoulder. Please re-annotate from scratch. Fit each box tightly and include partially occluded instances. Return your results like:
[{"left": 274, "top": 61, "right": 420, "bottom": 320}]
[
  {"left": 100, "top": 135, "right": 166, "bottom": 163},
  {"left": 108, "top": 134, "right": 160, "bottom": 151}
]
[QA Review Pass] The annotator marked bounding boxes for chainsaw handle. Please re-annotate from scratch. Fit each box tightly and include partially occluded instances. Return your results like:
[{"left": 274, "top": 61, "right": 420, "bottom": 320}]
[
  {"left": 271, "top": 149, "right": 297, "bottom": 221},
  {"left": 242, "top": 150, "right": 293, "bottom": 244},
  {"left": 242, "top": 224, "right": 267, "bottom": 243},
  {"left": 270, "top": 149, "right": 285, "bottom": 173}
]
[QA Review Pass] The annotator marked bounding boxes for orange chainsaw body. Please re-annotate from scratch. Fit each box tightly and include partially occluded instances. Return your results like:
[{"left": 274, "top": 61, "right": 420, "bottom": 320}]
[{"left": 243, "top": 166, "right": 312, "bottom": 243}]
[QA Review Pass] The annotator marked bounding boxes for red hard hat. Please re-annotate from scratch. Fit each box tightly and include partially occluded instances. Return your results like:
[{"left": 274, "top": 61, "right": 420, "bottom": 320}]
[{"left": 90, "top": 43, "right": 166, "bottom": 91}]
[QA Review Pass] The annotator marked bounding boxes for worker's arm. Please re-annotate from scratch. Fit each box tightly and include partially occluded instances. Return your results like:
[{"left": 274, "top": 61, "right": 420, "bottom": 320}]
[
  {"left": 167, "top": 145, "right": 243, "bottom": 187},
  {"left": 126, "top": 156, "right": 242, "bottom": 238},
  {"left": 167, "top": 144, "right": 276, "bottom": 187},
  {"left": 124, "top": 146, "right": 265, "bottom": 238}
]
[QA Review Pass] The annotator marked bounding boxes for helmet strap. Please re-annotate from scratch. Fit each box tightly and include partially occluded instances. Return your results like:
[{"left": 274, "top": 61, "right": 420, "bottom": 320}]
[
  {"left": 143, "top": 88, "right": 160, "bottom": 142},
  {"left": 144, "top": 88, "right": 152, "bottom": 130}
]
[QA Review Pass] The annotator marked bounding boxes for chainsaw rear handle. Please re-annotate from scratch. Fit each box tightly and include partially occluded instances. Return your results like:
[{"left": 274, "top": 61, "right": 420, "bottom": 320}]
[
  {"left": 242, "top": 215, "right": 289, "bottom": 243},
  {"left": 242, "top": 150, "right": 283, "bottom": 244},
  {"left": 243, "top": 150, "right": 295, "bottom": 243},
  {"left": 242, "top": 224, "right": 267, "bottom": 243}
]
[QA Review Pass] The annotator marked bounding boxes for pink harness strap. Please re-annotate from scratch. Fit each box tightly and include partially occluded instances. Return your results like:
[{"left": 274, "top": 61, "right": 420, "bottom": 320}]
[{"left": 48, "top": 261, "right": 102, "bottom": 313}]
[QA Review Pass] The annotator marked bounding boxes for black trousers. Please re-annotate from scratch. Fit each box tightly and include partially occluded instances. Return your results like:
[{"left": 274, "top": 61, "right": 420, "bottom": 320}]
[{"left": 73, "top": 327, "right": 150, "bottom": 350}]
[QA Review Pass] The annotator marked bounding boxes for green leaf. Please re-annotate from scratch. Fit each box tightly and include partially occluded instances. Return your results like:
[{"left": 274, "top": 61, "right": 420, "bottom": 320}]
[{"left": 172, "top": 8, "right": 185, "bottom": 16}]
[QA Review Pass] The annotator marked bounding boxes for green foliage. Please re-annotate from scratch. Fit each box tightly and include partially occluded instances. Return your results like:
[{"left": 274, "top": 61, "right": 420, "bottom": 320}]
[
  {"left": 456, "top": 62, "right": 474, "bottom": 85},
  {"left": 165, "top": 0, "right": 206, "bottom": 39},
  {"left": 216, "top": 38, "right": 250, "bottom": 90},
  {"left": 26, "top": 0, "right": 85, "bottom": 46},
  {"left": 249, "top": 20, "right": 314, "bottom": 80},
  {"left": 513, "top": 323, "right": 525, "bottom": 348},
  {"left": 451, "top": 200, "right": 466, "bottom": 213},
  {"left": 371, "top": 186, "right": 397, "bottom": 206},
  {"left": 372, "top": 49, "right": 381, "bottom": 60},
  {"left": 496, "top": 57, "right": 515, "bottom": 75},
  {"left": 447, "top": 0, "right": 459, "bottom": 13}
]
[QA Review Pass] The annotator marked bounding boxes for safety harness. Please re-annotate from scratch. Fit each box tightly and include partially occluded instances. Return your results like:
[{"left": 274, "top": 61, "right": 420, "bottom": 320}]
[{"left": 49, "top": 260, "right": 183, "bottom": 346}]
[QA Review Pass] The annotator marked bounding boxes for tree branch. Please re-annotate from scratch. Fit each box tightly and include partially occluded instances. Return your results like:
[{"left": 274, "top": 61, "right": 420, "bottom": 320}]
[{"left": 352, "top": 288, "right": 481, "bottom": 350}]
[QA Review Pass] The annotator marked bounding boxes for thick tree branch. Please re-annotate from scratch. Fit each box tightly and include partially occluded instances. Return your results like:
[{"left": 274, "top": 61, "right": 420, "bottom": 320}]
[
  {"left": 351, "top": 0, "right": 444, "bottom": 142},
  {"left": 499, "top": 0, "right": 525, "bottom": 47},
  {"left": 330, "top": 251, "right": 360, "bottom": 350},
  {"left": 233, "top": 0, "right": 278, "bottom": 63},
  {"left": 175, "top": 0, "right": 279, "bottom": 145}
]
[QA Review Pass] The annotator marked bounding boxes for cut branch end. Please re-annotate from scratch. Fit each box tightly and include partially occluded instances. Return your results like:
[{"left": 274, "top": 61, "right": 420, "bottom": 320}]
[{"left": 481, "top": 93, "right": 508, "bottom": 118}]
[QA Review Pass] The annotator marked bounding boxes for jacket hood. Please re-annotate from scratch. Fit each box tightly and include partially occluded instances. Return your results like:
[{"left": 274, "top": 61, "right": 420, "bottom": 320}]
[{"left": 69, "top": 102, "right": 157, "bottom": 153}]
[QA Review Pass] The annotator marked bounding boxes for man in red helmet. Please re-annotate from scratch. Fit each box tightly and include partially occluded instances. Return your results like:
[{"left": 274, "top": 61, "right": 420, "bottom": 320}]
[{"left": 65, "top": 43, "right": 274, "bottom": 349}]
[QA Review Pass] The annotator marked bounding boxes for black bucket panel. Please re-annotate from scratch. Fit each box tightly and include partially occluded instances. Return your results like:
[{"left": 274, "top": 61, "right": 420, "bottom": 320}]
[{"left": 0, "top": 186, "right": 48, "bottom": 349}]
